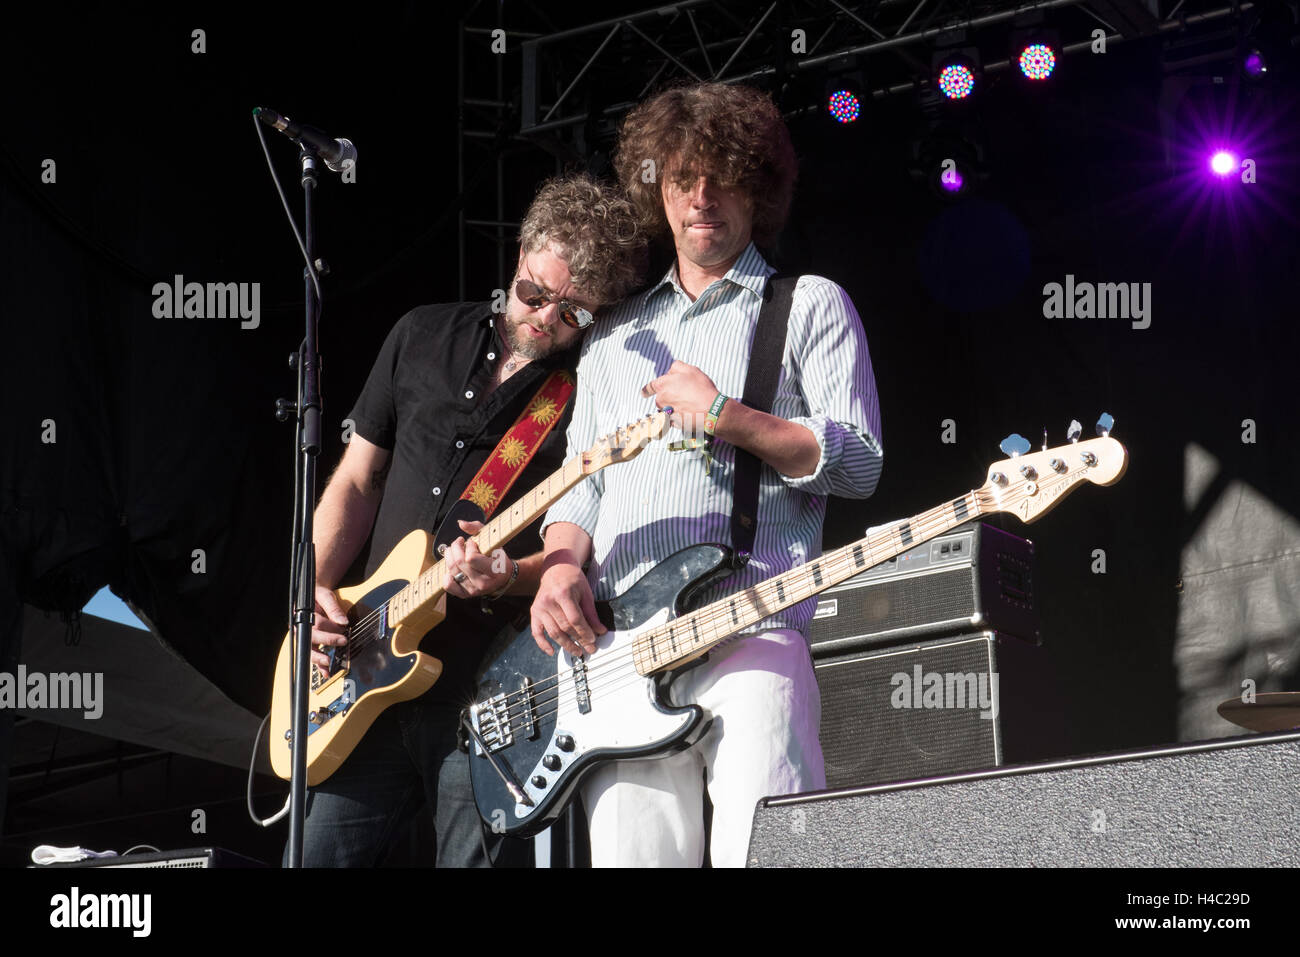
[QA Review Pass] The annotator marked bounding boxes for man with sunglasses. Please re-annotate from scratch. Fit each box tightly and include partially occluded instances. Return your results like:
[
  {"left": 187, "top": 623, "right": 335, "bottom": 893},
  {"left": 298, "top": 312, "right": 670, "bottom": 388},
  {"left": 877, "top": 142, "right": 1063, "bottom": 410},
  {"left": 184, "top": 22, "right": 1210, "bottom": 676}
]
[
  {"left": 533, "top": 83, "right": 884, "bottom": 867},
  {"left": 294, "top": 173, "right": 645, "bottom": 867}
]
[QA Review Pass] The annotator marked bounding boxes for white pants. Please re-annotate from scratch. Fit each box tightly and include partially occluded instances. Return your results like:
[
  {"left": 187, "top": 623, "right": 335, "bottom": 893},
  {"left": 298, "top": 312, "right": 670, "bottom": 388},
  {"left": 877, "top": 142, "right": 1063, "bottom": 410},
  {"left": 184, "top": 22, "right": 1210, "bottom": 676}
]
[{"left": 580, "top": 628, "right": 824, "bottom": 867}]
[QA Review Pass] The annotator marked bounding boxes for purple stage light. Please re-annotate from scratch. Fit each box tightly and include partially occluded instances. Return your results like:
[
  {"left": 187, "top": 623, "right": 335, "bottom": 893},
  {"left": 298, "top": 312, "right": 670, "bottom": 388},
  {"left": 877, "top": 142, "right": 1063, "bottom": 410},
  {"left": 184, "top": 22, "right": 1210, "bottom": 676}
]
[
  {"left": 1018, "top": 43, "right": 1057, "bottom": 80},
  {"left": 1243, "top": 50, "right": 1267, "bottom": 78},
  {"left": 940, "top": 168, "right": 964, "bottom": 193},
  {"left": 937, "top": 64, "right": 975, "bottom": 100},
  {"left": 1209, "top": 150, "right": 1238, "bottom": 176},
  {"left": 827, "top": 90, "right": 861, "bottom": 124}
]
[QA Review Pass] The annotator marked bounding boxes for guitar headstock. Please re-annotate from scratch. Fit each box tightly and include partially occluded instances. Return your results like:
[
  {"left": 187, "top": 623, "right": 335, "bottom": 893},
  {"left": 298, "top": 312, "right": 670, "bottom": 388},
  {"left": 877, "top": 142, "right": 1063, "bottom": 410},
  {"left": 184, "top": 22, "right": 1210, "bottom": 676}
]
[
  {"left": 980, "top": 414, "right": 1128, "bottom": 524},
  {"left": 581, "top": 410, "right": 673, "bottom": 474}
]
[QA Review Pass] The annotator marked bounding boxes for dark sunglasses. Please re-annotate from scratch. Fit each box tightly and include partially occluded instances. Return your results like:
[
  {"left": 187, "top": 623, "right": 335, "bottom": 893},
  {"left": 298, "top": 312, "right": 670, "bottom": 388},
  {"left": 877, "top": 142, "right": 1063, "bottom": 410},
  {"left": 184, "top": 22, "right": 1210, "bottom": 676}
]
[{"left": 514, "top": 279, "right": 595, "bottom": 329}]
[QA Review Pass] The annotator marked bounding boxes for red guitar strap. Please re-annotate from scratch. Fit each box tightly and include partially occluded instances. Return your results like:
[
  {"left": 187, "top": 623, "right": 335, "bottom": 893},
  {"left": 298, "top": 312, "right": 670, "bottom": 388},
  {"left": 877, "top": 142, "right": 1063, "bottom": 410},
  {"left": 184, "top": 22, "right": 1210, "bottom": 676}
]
[{"left": 458, "top": 369, "right": 575, "bottom": 519}]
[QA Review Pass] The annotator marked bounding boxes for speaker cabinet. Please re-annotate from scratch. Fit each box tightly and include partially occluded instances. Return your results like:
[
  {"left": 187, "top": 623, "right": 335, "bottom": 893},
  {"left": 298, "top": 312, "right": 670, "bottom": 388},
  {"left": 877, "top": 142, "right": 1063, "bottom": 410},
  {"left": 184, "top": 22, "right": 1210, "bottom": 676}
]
[
  {"left": 815, "top": 630, "right": 1056, "bottom": 789},
  {"left": 808, "top": 522, "right": 1036, "bottom": 653}
]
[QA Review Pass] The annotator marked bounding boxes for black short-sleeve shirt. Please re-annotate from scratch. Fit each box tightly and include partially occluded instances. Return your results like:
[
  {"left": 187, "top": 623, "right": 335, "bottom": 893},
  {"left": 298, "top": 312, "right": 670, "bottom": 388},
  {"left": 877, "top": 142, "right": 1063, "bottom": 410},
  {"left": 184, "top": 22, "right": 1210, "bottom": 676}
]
[{"left": 347, "top": 301, "right": 578, "bottom": 703}]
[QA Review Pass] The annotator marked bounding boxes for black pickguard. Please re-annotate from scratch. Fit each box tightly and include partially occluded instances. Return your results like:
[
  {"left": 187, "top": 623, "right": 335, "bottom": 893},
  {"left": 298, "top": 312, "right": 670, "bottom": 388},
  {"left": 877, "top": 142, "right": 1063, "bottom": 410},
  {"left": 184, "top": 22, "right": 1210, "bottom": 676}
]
[
  {"left": 468, "top": 543, "right": 736, "bottom": 837},
  {"left": 311, "top": 505, "right": 482, "bottom": 734}
]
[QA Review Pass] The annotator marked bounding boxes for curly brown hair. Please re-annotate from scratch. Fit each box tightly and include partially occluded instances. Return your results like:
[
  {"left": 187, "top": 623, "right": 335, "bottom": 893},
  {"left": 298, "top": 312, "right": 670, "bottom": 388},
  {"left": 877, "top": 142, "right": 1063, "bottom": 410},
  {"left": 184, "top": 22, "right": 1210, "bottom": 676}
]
[
  {"left": 612, "top": 82, "right": 797, "bottom": 245},
  {"left": 518, "top": 173, "right": 647, "bottom": 305}
]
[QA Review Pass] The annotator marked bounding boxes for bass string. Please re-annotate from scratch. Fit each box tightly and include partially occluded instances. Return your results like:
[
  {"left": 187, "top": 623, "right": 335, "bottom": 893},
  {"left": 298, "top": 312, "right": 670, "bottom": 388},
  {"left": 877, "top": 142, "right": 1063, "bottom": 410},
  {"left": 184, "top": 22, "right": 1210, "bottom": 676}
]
[
  {"left": 484, "top": 487, "right": 996, "bottom": 717},
  {"left": 482, "top": 476, "right": 1059, "bottom": 723}
]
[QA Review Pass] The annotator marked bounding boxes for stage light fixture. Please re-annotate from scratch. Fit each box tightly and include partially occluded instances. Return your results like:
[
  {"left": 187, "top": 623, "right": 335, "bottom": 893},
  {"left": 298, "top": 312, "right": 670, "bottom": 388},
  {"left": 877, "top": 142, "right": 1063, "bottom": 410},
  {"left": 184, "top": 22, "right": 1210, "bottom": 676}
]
[
  {"left": 827, "top": 88, "right": 862, "bottom": 124},
  {"left": 910, "top": 126, "right": 985, "bottom": 202},
  {"left": 1242, "top": 49, "right": 1267, "bottom": 79},
  {"left": 823, "top": 58, "right": 868, "bottom": 127},
  {"left": 1209, "top": 150, "right": 1239, "bottom": 177},
  {"left": 937, "top": 62, "right": 976, "bottom": 100},
  {"left": 932, "top": 44, "right": 981, "bottom": 103},
  {"left": 1008, "top": 23, "right": 1060, "bottom": 85},
  {"left": 1018, "top": 42, "right": 1057, "bottom": 80}
]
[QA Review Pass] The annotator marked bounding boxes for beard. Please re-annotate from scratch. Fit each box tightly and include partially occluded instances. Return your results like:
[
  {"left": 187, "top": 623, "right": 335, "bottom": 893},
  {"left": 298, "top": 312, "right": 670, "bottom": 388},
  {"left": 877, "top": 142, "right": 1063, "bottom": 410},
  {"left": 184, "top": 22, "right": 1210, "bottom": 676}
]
[{"left": 501, "top": 307, "right": 562, "bottom": 360}]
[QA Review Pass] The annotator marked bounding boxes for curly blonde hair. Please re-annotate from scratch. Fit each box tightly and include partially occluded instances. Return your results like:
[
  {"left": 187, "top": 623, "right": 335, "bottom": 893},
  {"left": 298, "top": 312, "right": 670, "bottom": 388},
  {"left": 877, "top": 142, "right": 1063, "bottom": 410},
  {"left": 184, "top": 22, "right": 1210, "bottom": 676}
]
[
  {"left": 518, "top": 173, "right": 647, "bottom": 304},
  {"left": 612, "top": 82, "right": 798, "bottom": 245}
]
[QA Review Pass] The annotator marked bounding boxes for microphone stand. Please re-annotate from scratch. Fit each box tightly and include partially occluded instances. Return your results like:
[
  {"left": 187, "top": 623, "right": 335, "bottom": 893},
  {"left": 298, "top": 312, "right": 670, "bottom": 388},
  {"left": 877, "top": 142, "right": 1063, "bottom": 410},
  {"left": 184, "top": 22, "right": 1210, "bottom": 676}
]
[{"left": 284, "top": 146, "right": 325, "bottom": 867}]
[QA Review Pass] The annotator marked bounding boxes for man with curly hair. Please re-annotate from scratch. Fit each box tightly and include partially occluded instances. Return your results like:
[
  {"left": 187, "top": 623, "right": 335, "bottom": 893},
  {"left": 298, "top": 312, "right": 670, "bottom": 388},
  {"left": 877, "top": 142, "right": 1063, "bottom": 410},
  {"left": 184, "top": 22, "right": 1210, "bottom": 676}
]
[
  {"left": 533, "top": 83, "right": 884, "bottom": 867},
  {"left": 295, "top": 173, "right": 645, "bottom": 867}
]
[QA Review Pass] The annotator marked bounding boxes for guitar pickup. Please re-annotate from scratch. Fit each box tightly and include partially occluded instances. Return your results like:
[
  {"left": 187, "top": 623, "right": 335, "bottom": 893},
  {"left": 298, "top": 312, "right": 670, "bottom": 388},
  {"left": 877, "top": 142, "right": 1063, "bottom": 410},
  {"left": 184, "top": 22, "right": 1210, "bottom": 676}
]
[
  {"left": 470, "top": 693, "right": 514, "bottom": 754},
  {"left": 572, "top": 658, "right": 592, "bottom": 715},
  {"left": 519, "top": 677, "right": 539, "bottom": 740}
]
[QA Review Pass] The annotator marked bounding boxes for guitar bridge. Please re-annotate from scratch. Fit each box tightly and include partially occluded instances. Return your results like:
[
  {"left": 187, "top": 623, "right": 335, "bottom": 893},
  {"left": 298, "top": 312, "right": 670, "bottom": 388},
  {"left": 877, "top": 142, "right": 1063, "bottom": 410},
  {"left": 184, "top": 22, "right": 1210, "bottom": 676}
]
[{"left": 470, "top": 693, "right": 514, "bottom": 754}]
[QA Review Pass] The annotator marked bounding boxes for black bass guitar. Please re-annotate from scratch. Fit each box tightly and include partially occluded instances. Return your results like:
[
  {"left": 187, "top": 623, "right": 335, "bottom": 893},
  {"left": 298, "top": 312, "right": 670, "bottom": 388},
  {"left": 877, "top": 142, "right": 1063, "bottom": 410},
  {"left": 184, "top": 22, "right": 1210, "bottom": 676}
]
[{"left": 468, "top": 424, "right": 1128, "bottom": 835}]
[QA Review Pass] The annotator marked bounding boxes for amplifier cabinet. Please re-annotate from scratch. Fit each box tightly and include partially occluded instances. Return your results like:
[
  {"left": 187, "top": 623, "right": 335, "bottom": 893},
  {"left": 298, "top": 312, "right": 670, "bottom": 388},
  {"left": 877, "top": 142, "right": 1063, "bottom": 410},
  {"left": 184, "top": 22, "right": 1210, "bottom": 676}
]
[
  {"left": 808, "top": 522, "right": 1036, "bottom": 654},
  {"left": 37, "top": 847, "right": 265, "bottom": 868},
  {"left": 814, "top": 630, "right": 1055, "bottom": 789}
]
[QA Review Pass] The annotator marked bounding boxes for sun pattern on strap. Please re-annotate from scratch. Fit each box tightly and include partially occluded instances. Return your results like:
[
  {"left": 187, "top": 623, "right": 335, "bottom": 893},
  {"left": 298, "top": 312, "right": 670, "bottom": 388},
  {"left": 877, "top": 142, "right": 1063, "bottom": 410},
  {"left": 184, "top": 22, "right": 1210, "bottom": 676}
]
[
  {"left": 498, "top": 437, "right": 529, "bottom": 467},
  {"left": 465, "top": 479, "right": 498, "bottom": 511},
  {"left": 527, "top": 396, "right": 559, "bottom": 425}
]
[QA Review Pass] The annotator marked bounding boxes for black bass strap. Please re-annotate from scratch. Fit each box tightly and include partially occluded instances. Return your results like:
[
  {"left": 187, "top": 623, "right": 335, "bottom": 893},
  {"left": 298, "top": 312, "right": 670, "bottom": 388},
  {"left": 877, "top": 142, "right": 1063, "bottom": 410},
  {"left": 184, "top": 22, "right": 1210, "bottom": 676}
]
[{"left": 729, "top": 275, "right": 796, "bottom": 568}]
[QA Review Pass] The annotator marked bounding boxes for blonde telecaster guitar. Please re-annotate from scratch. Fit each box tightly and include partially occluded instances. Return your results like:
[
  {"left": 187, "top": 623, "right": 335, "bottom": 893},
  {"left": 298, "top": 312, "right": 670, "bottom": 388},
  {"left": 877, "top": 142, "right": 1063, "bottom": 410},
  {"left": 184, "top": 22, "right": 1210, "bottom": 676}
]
[{"left": 270, "top": 411, "right": 672, "bottom": 785}]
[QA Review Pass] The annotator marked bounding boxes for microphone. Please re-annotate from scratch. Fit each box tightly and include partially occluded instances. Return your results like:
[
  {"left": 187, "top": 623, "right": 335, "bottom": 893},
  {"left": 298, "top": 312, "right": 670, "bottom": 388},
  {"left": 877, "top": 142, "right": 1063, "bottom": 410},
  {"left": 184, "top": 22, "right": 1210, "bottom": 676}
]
[{"left": 253, "top": 107, "right": 356, "bottom": 172}]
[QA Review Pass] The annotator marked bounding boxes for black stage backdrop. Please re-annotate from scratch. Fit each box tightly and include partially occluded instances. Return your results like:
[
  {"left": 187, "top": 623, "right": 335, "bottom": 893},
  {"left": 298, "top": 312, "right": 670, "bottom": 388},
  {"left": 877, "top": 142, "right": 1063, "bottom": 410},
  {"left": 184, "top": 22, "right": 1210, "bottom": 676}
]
[{"left": 2, "top": 1, "right": 1298, "bottom": 820}]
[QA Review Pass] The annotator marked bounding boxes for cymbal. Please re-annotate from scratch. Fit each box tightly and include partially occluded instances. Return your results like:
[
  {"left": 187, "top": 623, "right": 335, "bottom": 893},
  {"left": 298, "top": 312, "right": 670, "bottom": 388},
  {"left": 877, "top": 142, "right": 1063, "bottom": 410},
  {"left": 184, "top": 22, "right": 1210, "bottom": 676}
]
[{"left": 1217, "top": 692, "right": 1300, "bottom": 733}]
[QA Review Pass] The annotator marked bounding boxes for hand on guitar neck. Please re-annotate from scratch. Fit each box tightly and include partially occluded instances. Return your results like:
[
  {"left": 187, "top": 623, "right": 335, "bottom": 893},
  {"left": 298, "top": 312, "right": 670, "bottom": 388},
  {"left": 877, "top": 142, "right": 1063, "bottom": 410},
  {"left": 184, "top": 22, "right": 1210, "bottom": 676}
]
[{"left": 442, "top": 519, "right": 525, "bottom": 600}]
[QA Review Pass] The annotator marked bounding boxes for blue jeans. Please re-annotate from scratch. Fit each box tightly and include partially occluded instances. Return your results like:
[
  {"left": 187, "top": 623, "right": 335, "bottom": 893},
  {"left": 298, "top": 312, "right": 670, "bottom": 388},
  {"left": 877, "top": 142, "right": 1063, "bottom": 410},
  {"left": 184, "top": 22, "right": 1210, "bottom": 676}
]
[{"left": 286, "top": 697, "right": 529, "bottom": 868}]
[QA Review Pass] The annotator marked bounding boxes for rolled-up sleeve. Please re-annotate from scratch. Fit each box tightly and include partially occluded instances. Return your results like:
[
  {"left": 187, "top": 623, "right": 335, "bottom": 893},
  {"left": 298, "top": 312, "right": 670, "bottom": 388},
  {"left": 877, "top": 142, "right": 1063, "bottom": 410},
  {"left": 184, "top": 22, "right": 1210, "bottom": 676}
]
[
  {"left": 780, "top": 277, "right": 884, "bottom": 498},
  {"left": 541, "top": 372, "right": 603, "bottom": 541}
]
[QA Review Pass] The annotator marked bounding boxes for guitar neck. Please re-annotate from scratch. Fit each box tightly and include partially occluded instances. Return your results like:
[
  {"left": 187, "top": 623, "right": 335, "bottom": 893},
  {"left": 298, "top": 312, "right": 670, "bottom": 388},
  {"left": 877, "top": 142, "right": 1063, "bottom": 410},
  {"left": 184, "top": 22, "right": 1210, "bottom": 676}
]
[
  {"left": 388, "top": 455, "right": 587, "bottom": 626},
  {"left": 632, "top": 491, "right": 992, "bottom": 675}
]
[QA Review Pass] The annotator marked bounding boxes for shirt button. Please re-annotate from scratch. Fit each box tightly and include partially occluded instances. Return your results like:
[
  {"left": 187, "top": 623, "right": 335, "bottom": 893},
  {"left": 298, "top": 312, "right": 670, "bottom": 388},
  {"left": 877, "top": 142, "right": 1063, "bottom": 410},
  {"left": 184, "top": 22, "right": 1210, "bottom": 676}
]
[
  {"left": 455, "top": 440, "right": 464, "bottom": 449},
  {"left": 432, "top": 487, "right": 442, "bottom": 496},
  {"left": 487, "top": 352, "right": 496, "bottom": 360},
  {"left": 465, "top": 390, "right": 475, "bottom": 399}
]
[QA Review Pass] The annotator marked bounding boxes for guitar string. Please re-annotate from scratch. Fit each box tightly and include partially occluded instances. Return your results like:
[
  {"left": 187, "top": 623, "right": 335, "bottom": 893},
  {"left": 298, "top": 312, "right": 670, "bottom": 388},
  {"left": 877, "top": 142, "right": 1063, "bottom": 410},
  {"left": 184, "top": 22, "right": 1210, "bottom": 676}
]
[
  {"left": 305, "top": 421, "right": 660, "bottom": 685},
  {"left": 486, "top": 457, "right": 1106, "bottom": 736},
  {"left": 316, "top": 465, "right": 582, "bottom": 667},
  {"left": 327, "top": 451, "right": 1094, "bottom": 739},
  {"left": 486, "top": 487, "right": 988, "bottom": 718},
  {"left": 481, "top": 489, "right": 987, "bottom": 728},
  {"left": 479, "top": 476, "right": 1069, "bottom": 735}
]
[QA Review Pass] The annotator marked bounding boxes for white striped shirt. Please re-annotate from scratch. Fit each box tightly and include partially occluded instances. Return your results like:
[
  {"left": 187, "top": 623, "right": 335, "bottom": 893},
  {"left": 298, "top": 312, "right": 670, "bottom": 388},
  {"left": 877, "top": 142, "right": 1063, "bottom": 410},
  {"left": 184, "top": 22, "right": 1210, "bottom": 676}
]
[{"left": 543, "top": 242, "right": 884, "bottom": 636}]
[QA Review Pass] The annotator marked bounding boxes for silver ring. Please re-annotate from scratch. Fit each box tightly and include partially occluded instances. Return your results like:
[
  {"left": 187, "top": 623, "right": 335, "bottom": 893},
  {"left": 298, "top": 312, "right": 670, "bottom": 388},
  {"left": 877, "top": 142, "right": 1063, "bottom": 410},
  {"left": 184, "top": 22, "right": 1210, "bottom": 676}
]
[{"left": 454, "top": 571, "right": 468, "bottom": 584}]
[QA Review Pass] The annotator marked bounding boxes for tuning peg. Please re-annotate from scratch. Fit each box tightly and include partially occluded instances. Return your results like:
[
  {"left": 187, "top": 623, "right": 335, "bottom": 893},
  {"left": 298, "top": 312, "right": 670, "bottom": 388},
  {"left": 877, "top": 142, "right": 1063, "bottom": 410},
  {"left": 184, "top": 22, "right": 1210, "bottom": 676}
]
[
  {"left": 999, "top": 434, "right": 1031, "bottom": 458},
  {"left": 1041, "top": 427, "right": 1049, "bottom": 451},
  {"left": 1096, "top": 412, "right": 1114, "bottom": 437},
  {"left": 1067, "top": 419, "right": 1082, "bottom": 443}
]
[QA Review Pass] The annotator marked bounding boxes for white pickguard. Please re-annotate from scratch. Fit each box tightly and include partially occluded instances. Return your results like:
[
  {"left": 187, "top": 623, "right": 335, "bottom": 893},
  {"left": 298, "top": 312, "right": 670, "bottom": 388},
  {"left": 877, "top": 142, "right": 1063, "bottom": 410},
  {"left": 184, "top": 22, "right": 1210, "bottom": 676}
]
[{"left": 516, "top": 608, "right": 698, "bottom": 815}]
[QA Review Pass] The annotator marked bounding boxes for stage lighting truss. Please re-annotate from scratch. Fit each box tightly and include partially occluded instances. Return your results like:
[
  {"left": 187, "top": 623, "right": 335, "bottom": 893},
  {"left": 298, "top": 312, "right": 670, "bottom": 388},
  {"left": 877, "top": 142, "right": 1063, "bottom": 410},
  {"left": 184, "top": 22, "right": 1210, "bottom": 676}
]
[
  {"left": 455, "top": 0, "right": 1265, "bottom": 293},
  {"left": 910, "top": 128, "right": 986, "bottom": 202}
]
